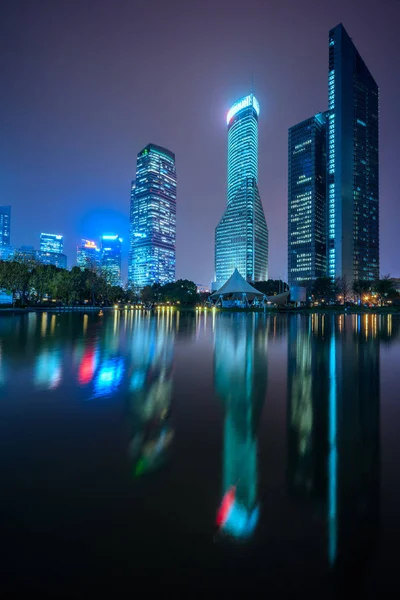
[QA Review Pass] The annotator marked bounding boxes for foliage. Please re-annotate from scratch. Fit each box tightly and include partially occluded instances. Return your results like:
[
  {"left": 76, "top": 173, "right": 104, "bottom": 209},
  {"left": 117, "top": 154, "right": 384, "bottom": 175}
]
[
  {"left": 0, "top": 260, "right": 131, "bottom": 306},
  {"left": 252, "top": 280, "right": 288, "bottom": 296},
  {"left": 139, "top": 279, "right": 199, "bottom": 305}
]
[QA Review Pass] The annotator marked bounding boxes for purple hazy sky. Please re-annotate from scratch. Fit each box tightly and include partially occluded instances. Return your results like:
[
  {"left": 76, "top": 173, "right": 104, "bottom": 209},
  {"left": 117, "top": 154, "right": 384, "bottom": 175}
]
[{"left": 1, "top": 0, "right": 399, "bottom": 284}]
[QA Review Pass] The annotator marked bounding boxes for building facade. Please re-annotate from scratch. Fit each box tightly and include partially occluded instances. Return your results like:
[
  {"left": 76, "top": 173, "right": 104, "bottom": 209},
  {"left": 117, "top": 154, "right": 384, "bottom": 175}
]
[
  {"left": 0, "top": 206, "right": 11, "bottom": 247},
  {"left": 215, "top": 94, "right": 268, "bottom": 288},
  {"left": 40, "top": 233, "right": 63, "bottom": 254},
  {"left": 77, "top": 239, "right": 101, "bottom": 272},
  {"left": 327, "top": 24, "right": 379, "bottom": 282},
  {"left": 129, "top": 144, "right": 177, "bottom": 289},
  {"left": 288, "top": 113, "right": 327, "bottom": 287},
  {"left": 38, "top": 233, "right": 66, "bottom": 268},
  {"left": 101, "top": 234, "right": 122, "bottom": 286},
  {"left": 37, "top": 251, "right": 67, "bottom": 269}
]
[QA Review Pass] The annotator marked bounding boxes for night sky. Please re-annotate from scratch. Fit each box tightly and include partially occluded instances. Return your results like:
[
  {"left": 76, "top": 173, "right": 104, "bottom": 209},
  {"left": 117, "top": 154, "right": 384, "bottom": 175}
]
[{"left": 1, "top": 0, "right": 399, "bottom": 285}]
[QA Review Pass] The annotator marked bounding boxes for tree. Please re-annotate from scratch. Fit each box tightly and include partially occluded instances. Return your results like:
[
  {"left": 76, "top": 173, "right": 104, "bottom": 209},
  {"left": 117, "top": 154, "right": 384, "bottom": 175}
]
[
  {"left": 311, "top": 277, "right": 336, "bottom": 303},
  {"left": 336, "top": 276, "right": 351, "bottom": 304},
  {"left": 352, "top": 279, "right": 371, "bottom": 303},
  {"left": 373, "top": 275, "right": 397, "bottom": 305}
]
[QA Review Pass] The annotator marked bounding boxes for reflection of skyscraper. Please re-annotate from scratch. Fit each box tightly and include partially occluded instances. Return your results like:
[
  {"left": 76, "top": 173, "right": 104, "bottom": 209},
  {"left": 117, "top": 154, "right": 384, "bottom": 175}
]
[
  {"left": 287, "top": 314, "right": 380, "bottom": 575},
  {"left": 129, "top": 144, "right": 177, "bottom": 289},
  {"left": 127, "top": 311, "right": 175, "bottom": 476},
  {"left": 215, "top": 95, "right": 268, "bottom": 287},
  {"left": 214, "top": 314, "right": 268, "bottom": 539}
]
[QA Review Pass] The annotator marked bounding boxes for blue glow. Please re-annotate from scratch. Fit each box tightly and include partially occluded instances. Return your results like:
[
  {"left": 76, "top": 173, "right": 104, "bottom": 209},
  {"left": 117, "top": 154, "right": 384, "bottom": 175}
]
[
  {"left": 226, "top": 94, "right": 260, "bottom": 125},
  {"left": 130, "top": 370, "right": 146, "bottom": 391},
  {"left": 102, "top": 234, "right": 118, "bottom": 240},
  {"left": 220, "top": 501, "right": 260, "bottom": 539},
  {"left": 92, "top": 357, "right": 124, "bottom": 398},
  {"left": 328, "top": 327, "right": 337, "bottom": 565}
]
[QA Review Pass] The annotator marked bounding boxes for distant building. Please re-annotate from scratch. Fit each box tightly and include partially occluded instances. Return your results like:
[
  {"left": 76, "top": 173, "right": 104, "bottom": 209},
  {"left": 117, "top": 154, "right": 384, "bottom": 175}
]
[
  {"left": 15, "top": 245, "right": 37, "bottom": 261},
  {"left": 196, "top": 284, "right": 211, "bottom": 294},
  {"left": 101, "top": 234, "right": 122, "bottom": 286},
  {"left": 288, "top": 112, "right": 327, "bottom": 287},
  {"left": 0, "top": 206, "right": 11, "bottom": 247},
  {"left": 40, "top": 233, "right": 63, "bottom": 254},
  {"left": 37, "top": 251, "right": 67, "bottom": 269},
  {"left": 129, "top": 144, "right": 177, "bottom": 289},
  {"left": 215, "top": 94, "right": 268, "bottom": 288},
  {"left": 327, "top": 24, "right": 379, "bottom": 282},
  {"left": 38, "top": 233, "right": 66, "bottom": 268},
  {"left": 77, "top": 239, "right": 101, "bottom": 272},
  {"left": 0, "top": 245, "right": 15, "bottom": 261}
]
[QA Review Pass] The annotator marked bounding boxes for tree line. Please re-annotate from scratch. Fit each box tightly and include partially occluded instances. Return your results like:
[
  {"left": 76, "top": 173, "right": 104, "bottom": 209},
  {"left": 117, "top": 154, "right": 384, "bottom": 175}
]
[
  {"left": 298, "top": 275, "right": 399, "bottom": 305},
  {"left": 0, "top": 259, "right": 201, "bottom": 307}
]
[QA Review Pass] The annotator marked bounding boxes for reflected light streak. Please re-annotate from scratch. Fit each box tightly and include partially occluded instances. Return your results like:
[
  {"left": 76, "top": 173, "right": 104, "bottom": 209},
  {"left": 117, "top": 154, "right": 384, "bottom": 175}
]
[
  {"left": 92, "top": 357, "right": 124, "bottom": 398},
  {"left": 328, "top": 327, "right": 337, "bottom": 566},
  {"left": 41, "top": 313, "right": 47, "bottom": 337},
  {"left": 34, "top": 350, "right": 62, "bottom": 390},
  {"left": 78, "top": 346, "right": 99, "bottom": 385}
]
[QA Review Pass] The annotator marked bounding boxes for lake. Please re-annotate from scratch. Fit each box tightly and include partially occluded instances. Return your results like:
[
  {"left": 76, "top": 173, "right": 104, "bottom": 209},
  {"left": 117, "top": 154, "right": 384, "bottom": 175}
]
[{"left": 1, "top": 310, "right": 399, "bottom": 596}]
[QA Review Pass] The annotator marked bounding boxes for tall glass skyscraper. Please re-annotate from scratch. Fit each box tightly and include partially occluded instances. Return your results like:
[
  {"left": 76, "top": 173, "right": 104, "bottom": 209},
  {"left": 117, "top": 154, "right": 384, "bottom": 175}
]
[
  {"left": 327, "top": 24, "right": 379, "bottom": 282},
  {"left": 129, "top": 144, "right": 177, "bottom": 289},
  {"left": 215, "top": 94, "right": 268, "bottom": 288},
  {"left": 0, "top": 206, "right": 11, "bottom": 247},
  {"left": 288, "top": 113, "right": 327, "bottom": 286},
  {"left": 101, "top": 234, "right": 122, "bottom": 286}
]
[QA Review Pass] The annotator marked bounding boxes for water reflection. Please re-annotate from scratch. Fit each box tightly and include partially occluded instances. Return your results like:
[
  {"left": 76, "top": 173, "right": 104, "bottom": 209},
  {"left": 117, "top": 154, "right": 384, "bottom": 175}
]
[
  {"left": 287, "top": 314, "right": 380, "bottom": 578},
  {"left": 214, "top": 314, "right": 268, "bottom": 540},
  {"left": 126, "top": 312, "right": 175, "bottom": 477}
]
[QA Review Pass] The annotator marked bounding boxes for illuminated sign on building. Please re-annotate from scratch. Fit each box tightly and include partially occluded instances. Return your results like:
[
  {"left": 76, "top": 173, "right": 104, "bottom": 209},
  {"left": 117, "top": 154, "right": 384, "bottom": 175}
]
[{"left": 226, "top": 94, "right": 260, "bottom": 125}]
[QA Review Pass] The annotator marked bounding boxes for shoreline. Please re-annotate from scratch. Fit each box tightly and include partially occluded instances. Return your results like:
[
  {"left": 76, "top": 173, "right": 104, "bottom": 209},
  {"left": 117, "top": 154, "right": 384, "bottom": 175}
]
[{"left": 1, "top": 305, "right": 399, "bottom": 316}]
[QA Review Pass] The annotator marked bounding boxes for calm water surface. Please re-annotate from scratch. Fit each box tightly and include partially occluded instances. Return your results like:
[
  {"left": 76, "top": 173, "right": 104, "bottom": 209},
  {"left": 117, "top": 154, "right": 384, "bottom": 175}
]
[{"left": 1, "top": 310, "right": 399, "bottom": 596}]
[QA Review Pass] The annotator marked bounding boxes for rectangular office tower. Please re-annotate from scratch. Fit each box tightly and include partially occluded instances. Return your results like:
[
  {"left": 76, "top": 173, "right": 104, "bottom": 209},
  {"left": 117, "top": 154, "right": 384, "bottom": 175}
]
[
  {"left": 215, "top": 94, "right": 268, "bottom": 289},
  {"left": 101, "top": 234, "right": 122, "bottom": 286},
  {"left": 288, "top": 113, "right": 327, "bottom": 287},
  {"left": 0, "top": 206, "right": 11, "bottom": 247},
  {"left": 327, "top": 24, "right": 379, "bottom": 282},
  {"left": 129, "top": 144, "right": 177, "bottom": 289}
]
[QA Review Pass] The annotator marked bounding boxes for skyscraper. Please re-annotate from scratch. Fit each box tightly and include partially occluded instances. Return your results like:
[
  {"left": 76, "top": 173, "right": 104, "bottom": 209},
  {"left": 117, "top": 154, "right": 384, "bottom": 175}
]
[
  {"left": 215, "top": 94, "right": 268, "bottom": 288},
  {"left": 77, "top": 239, "right": 101, "bottom": 272},
  {"left": 101, "top": 234, "right": 122, "bottom": 286},
  {"left": 288, "top": 113, "right": 327, "bottom": 286},
  {"left": 327, "top": 24, "right": 379, "bottom": 282},
  {"left": 0, "top": 206, "right": 11, "bottom": 247},
  {"left": 38, "top": 233, "right": 67, "bottom": 268},
  {"left": 40, "top": 233, "right": 63, "bottom": 254},
  {"left": 129, "top": 144, "right": 177, "bottom": 289}
]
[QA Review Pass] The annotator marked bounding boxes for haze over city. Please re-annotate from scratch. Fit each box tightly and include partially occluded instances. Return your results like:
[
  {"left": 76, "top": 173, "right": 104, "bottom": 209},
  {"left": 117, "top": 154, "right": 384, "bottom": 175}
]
[{"left": 1, "top": 0, "right": 399, "bottom": 285}]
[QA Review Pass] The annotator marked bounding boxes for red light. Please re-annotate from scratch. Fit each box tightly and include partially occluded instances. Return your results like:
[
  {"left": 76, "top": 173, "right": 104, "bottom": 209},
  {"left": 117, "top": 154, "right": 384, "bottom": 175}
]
[
  {"left": 78, "top": 348, "right": 96, "bottom": 385},
  {"left": 216, "top": 486, "right": 236, "bottom": 526}
]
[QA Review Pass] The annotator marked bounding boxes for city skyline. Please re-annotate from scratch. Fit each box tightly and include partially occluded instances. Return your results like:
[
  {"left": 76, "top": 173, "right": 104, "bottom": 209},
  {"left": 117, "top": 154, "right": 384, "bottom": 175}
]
[{"left": 1, "top": 1, "right": 399, "bottom": 284}]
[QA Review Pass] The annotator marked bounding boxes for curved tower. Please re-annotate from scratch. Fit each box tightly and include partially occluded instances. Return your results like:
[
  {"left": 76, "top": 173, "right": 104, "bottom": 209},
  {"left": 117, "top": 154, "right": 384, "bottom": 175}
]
[{"left": 215, "top": 94, "right": 268, "bottom": 288}]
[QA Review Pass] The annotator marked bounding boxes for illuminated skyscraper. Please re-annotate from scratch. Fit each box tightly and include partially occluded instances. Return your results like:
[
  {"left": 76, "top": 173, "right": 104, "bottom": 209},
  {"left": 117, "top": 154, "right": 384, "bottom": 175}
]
[
  {"left": 0, "top": 206, "right": 11, "bottom": 247},
  {"left": 288, "top": 113, "right": 328, "bottom": 286},
  {"left": 327, "top": 24, "right": 379, "bottom": 282},
  {"left": 129, "top": 144, "right": 177, "bottom": 288},
  {"left": 38, "top": 233, "right": 67, "bottom": 268},
  {"left": 76, "top": 239, "right": 101, "bottom": 272},
  {"left": 101, "top": 234, "right": 122, "bottom": 286},
  {"left": 215, "top": 94, "right": 268, "bottom": 288},
  {"left": 40, "top": 233, "right": 63, "bottom": 254}
]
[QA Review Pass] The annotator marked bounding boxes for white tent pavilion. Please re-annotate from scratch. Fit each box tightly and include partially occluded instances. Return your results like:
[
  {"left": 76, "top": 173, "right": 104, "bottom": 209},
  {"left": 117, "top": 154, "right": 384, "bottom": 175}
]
[{"left": 208, "top": 268, "right": 290, "bottom": 307}]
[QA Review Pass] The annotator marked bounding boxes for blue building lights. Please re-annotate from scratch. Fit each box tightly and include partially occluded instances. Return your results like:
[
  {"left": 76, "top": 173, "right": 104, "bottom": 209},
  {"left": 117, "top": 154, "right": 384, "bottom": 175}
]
[
  {"left": 101, "top": 234, "right": 122, "bottom": 286},
  {"left": 129, "top": 144, "right": 177, "bottom": 289},
  {"left": 215, "top": 94, "right": 268, "bottom": 288}
]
